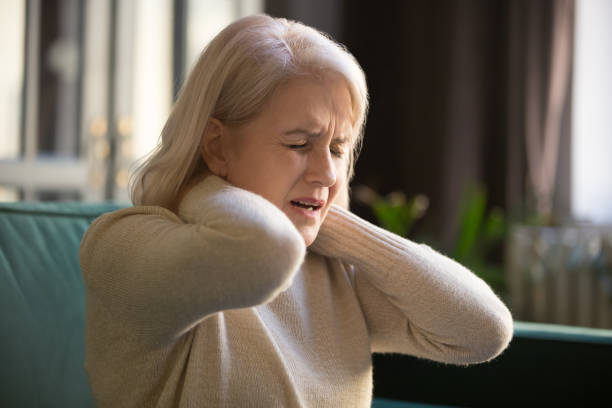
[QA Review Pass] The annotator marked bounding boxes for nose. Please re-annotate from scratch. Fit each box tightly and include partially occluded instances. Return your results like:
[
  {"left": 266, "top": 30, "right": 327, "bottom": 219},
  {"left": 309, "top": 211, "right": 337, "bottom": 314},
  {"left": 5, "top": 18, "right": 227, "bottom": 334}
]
[{"left": 304, "top": 147, "right": 337, "bottom": 187}]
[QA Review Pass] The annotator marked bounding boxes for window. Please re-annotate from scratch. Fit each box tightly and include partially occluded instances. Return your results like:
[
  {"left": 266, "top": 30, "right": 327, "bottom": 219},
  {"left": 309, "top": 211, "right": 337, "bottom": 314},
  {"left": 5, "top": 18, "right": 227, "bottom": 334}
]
[
  {"left": 0, "top": 0, "right": 24, "bottom": 161},
  {"left": 0, "top": 0, "right": 262, "bottom": 202},
  {"left": 572, "top": 0, "right": 612, "bottom": 224}
]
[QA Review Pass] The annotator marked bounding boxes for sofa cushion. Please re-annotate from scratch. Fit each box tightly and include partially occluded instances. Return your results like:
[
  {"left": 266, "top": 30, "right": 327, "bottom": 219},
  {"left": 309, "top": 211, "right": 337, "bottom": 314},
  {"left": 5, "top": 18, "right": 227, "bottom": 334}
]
[{"left": 0, "top": 201, "right": 124, "bottom": 407}]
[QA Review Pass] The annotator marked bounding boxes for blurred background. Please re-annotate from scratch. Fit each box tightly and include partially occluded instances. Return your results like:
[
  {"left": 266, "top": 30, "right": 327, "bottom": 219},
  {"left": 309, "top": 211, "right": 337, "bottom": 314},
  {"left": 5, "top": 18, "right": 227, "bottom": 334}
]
[{"left": 1, "top": 0, "right": 611, "bottom": 329}]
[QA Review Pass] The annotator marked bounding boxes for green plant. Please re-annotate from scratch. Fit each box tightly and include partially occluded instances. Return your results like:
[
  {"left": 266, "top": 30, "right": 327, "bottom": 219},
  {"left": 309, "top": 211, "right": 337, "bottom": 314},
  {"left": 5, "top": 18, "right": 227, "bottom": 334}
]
[
  {"left": 353, "top": 185, "right": 428, "bottom": 237},
  {"left": 451, "top": 185, "right": 506, "bottom": 293}
]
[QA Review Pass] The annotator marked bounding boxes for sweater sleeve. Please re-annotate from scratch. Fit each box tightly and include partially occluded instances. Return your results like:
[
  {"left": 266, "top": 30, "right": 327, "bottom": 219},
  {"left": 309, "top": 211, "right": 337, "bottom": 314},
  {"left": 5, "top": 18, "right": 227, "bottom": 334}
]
[
  {"left": 310, "top": 205, "right": 513, "bottom": 365},
  {"left": 79, "top": 175, "right": 306, "bottom": 345}
]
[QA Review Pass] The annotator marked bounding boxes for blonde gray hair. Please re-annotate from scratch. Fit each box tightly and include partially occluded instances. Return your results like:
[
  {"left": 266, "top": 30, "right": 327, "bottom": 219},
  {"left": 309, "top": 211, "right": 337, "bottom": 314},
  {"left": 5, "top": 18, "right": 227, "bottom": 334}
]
[{"left": 130, "top": 14, "right": 368, "bottom": 208}]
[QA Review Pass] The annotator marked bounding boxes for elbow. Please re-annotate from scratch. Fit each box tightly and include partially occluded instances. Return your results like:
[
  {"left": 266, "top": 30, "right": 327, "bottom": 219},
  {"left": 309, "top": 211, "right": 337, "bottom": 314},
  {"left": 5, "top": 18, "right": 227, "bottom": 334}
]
[
  {"left": 462, "top": 307, "right": 514, "bottom": 364},
  {"left": 480, "top": 311, "right": 514, "bottom": 363}
]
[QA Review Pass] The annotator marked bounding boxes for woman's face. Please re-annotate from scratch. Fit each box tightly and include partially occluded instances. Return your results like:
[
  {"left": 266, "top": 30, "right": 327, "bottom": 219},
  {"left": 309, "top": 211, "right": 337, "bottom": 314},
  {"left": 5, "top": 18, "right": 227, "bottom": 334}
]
[{"left": 222, "top": 74, "right": 354, "bottom": 246}]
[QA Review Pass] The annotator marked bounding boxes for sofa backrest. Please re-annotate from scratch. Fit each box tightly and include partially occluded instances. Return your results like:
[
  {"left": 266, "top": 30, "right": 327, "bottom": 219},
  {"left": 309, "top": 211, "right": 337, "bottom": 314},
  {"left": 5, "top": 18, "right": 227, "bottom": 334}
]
[{"left": 0, "top": 202, "right": 124, "bottom": 408}]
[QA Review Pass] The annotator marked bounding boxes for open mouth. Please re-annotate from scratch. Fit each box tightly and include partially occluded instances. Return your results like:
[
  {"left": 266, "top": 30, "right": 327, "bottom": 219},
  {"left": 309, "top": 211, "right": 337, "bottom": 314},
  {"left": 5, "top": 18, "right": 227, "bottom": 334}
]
[{"left": 290, "top": 200, "right": 322, "bottom": 211}]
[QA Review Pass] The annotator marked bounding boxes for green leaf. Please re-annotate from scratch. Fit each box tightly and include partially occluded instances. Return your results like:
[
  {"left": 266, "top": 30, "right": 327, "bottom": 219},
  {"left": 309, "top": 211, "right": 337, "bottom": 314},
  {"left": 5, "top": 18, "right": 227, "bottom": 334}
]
[
  {"left": 371, "top": 192, "right": 428, "bottom": 238},
  {"left": 482, "top": 207, "right": 506, "bottom": 250},
  {"left": 372, "top": 200, "right": 408, "bottom": 237}
]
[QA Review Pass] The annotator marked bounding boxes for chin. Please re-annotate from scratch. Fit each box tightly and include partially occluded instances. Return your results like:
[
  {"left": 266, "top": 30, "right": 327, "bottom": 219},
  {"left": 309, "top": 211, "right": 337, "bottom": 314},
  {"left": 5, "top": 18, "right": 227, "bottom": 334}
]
[{"left": 299, "top": 228, "right": 318, "bottom": 247}]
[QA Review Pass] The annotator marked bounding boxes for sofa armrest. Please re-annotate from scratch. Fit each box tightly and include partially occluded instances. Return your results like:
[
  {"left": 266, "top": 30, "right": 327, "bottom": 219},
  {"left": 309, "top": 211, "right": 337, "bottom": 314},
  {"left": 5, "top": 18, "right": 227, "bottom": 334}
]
[{"left": 372, "top": 321, "right": 612, "bottom": 407}]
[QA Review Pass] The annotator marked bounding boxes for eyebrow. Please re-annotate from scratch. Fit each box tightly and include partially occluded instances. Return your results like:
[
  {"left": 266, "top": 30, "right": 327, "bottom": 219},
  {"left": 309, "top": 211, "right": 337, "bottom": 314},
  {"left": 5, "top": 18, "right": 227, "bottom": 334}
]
[
  {"left": 283, "top": 129, "right": 350, "bottom": 144},
  {"left": 283, "top": 129, "right": 321, "bottom": 138}
]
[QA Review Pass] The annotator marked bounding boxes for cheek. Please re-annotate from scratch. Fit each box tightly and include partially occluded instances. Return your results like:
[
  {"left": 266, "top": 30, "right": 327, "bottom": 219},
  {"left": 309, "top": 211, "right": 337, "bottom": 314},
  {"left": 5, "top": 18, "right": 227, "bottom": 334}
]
[
  {"left": 329, "top": 160, "right": 349, "bottom": 207},
  {"left": 336, "top": 158, "right": 349, "bottom": 185},
  {"left": 236, "top": 155, "right": 300, "bottom": 206},
  {"left": 330, "top": 182, "right": 348, "bottom": 208}
]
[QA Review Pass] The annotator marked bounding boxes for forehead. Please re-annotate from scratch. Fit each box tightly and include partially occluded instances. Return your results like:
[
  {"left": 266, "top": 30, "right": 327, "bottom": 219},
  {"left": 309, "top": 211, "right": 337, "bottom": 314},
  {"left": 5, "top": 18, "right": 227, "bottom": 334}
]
[{"left": 262, "top": 74, "right": 356, "bottom": 140}]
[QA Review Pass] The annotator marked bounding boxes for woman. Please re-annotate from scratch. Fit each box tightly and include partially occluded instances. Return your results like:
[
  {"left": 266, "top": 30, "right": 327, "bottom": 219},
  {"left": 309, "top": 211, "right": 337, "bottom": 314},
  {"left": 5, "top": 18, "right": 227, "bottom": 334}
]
[{"left": 80, "top": 14, "right": 513, "bottom": 407}]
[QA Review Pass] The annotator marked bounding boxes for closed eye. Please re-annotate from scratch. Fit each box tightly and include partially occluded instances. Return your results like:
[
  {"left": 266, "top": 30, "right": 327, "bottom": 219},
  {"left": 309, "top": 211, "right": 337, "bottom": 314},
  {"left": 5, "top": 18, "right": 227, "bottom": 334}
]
[
  {"left": 286, "top": 143, "right": 308, "bottom": 150},
  {"left": 330, "top": 146, "right": 344, "bottom": 158}
]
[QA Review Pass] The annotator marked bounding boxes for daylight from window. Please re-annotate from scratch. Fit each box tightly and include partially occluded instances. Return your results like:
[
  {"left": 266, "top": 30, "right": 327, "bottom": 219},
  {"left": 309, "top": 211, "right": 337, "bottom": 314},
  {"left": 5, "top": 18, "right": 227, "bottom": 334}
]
[{"left": 572, "top": 0, "right": 612, "bottom": 224}]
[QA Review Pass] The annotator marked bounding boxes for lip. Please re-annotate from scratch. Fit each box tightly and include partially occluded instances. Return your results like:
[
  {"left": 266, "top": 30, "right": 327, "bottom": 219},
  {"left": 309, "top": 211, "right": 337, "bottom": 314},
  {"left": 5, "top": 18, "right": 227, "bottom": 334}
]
[
  {"left": 288, "top": 197, "right": 326, "bottom": 219},
  {"left": 291, "top": 197, "right": 326, "bottom": 207}
]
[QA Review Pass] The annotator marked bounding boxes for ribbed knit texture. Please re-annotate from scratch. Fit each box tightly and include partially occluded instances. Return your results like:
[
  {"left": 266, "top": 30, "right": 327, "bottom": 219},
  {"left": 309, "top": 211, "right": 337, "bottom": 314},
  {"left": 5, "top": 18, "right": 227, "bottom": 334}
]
[{"left": 80, "top": 175, "right": 513, "bottom": 407}]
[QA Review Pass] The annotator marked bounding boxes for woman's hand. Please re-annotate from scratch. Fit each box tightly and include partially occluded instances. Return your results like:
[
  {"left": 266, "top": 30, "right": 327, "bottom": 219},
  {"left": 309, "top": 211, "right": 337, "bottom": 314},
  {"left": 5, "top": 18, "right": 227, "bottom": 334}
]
[{"left": 308, "top": 204, "right": 344, "bottom": 258}]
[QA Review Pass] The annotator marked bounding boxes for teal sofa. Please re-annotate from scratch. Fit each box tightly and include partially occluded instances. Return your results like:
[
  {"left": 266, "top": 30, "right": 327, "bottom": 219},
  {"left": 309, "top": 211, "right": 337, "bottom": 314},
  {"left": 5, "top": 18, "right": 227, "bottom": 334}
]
[{"left": 1, "top": 201, "right": 611, "bottom": 407}]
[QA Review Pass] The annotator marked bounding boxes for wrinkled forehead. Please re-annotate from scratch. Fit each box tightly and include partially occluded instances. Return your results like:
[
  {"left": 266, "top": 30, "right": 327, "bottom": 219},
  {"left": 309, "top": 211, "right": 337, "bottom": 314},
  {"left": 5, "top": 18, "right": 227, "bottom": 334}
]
[{"left": 274, "top": 72, "right": 359, "bottom": 142}]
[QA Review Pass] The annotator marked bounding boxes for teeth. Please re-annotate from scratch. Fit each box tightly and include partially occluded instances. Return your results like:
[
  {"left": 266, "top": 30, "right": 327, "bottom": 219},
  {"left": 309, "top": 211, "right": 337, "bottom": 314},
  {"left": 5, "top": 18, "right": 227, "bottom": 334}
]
[{"left": 292, "top": 200, "right": 319, "bottom": 210}]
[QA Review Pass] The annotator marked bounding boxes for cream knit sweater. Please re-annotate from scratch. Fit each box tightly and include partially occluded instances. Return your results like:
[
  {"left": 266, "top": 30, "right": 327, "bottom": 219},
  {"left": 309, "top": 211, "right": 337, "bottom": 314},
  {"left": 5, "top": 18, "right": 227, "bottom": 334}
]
[{"left": 80, "top": 175, "right": 513, "bottom": 408}]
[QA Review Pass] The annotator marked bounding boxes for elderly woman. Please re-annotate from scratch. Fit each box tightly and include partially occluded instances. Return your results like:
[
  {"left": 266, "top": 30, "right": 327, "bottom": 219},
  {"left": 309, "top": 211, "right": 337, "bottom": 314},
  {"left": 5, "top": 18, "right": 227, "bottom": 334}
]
[{"left": 80, "top": 14, "right": 513, "bottom": 408}]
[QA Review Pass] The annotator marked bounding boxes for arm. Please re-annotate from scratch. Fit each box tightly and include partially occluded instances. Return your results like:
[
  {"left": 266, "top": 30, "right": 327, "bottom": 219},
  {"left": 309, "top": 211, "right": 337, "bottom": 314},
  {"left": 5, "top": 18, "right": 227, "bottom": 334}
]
[
  {"left": 310, "top": 205, "right": 513, "bottom": 364},
  {"left": 80, "top": 175, "right": 305, "bottom": 345}
]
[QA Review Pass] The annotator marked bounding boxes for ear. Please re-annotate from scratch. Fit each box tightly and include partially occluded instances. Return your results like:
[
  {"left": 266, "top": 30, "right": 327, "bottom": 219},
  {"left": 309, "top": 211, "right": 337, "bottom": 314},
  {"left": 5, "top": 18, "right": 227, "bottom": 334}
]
[{"left": 200, "top": 118, "right": 230, "bottom": 178}]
